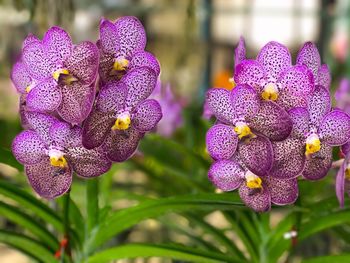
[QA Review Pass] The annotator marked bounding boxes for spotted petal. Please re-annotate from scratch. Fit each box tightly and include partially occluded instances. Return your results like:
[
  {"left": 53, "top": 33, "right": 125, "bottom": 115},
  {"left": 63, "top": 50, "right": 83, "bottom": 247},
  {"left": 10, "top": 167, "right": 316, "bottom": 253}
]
[
  {"left": 265, "top": 177, "right": 298, "bottom": 205},
  {"left": 230, "top": 85, "right": 260, "bottom": 120},
  {"left": 342, "top": 142, "right": 350, "bottom": 156},
  {"left": 67, "top": 147, "right": 111, "bottom": 177},
  {"left": 308, "top": 85, "right": 331, "bottom": 127},
  {"left": 239, "top": 183, "right": 271, "bottom": 212},
  {"left": 103, "top": 127, "right": 144, "bottom": 162},
  {"left": 288, "top": 107, "right": 310, "bottom": 139},
  {"left": 115, "top": 16, "right": 146, "bottom": 58},
  {"left": 206, "top": 88, "right": 235, "bottom": 124},
  {"left": 269, "top": 138, "right": 305, "bottom": 179},
  {"left": 336, "top": 154, "right": 347, "bottom": 208},
  {"left": 234, "top": 60, "right": 266, "bottom": 93},
  {"left": 238, "top": 135, "right": 273, "bottom": 177},
  {"left": 319, "top": 110, "right": 350, "bottom": 146},
  {"left": 317, "top": 64, "right": 331, "bottom": 89},
  {"left": 132, "top": 99, "right": 162, "bottom": 132},
  {"left": 23, "top": 34, "right": 40, "bottom": 49},
  {"left": 98, "top": 50, "right": 115, "bottom": 83},
  {"left": 128, "top": 51, "right": 161, "bottom": 76},
  {"left": 208, "top": 160, "right": 244, "bottom": 191},
  {"left": 12, "top": 130, "right": 46, "bottom": 165},
  {"left": 122, "top": 67, "right": 157, "bottom": 109},
  {"left": 302, "top": 144, "right": 332, "bottom": 180},
  {"left": 257, "top": 41, "right": 292, "bottom": 81},
  {"left": 206, "top": 124, "right": 238, "bottom": 160},
  {"left": 99, "top": 19, "right": 118, "bottom": 54},
  {"left": 57, "top": 82, "right": 95, "bottom": 125},
  {"left": 11, "top": 61, "right": 32, "bottom": 94},
  {"left": 26, "top": 79, "right": 62, "bottom": 112},
  {"left": 65, "top": 41, "right": 99, "bottom": 85},
  {"left": 25, "top": 111, "right": 57, "bottom": 145},
  {"left": 250, "top": 101, "right": 292, "bottom": 141},
  {"left": 296, "top": 42, "right": 321, "bottom": 80},
  {"left": 234, "top": 36, "right": 246, "bottom": 68},
  {"left": 25, "top": 158, "right": 72, "bottom": 199},
  {"left": 96, "top": 81, "right": 127, "bottom": 113},
  {"left": 49, "top": 122, "right": 82, "bottom": 148}
]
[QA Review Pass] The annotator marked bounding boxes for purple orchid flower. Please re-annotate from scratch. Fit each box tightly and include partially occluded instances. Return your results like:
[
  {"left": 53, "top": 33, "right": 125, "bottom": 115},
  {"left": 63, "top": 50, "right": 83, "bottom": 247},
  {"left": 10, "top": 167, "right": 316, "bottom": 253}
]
[
  {"left": 149, "top": 81, "right": 183, "bottom": 137},
  {"left": 11, "top": 27, "right": 99, "bottom": 125},
  {"left": 208, "top": 159, "right": 298, "bottom": 212},
  {"left": 98, "top": 16, "right": 160, "bottom": 84},
  {"left": 12, "top": 112, "right": 111, "bottom": 199},
  {"left": 234, "top": 41, "right": 315, "bottom": 111},
  {"left": 296, "top": 42, "right": 331, "bottom": 90},
  {"left": 336, "top": 144, "right": 350, "bottom": 208},
  {"left": 82, "top": 67, "right": 162, "bottom": 162},
  {"left": 335, "top": 78, "right": 350, "bottom": 113}
]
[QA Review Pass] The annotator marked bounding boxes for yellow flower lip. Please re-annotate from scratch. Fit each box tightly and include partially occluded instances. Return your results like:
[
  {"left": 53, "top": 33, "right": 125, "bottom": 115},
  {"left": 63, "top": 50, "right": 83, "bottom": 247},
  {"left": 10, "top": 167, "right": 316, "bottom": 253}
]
[
  {"left": 113, "top": 57, "right": 129, "bottom": 72},
  {"left": 52, "top": 68, "right": 70, "bottom": 81},
  {"left": 245, "top": 171, "right": 263, "bottom": 189},
  {"left": 112, "top": 112, "right": 131, "bottom": 130},
  {"left": 228, "top": 77, "right": 236, "bottom": 89},
  {"left": 52, "top": 68, "right": 77, "bottom": 85},
  {"left": 305, "top": 133, "right": 321, "bottom": 156},
  {"left": 345, "top": 167, "right": 350, "bottom": 181},
  {"left": 261, "top": 82, "right": 278, "bottom": 101},
  {"left": 25, "top": 85, "right": 33, "bottom": 93},
  {"left": 48, "top": 149, "right": 67, "bottom": 168},
  {"left": 234, "top": 121, "right": 255, "bottom": 139}
]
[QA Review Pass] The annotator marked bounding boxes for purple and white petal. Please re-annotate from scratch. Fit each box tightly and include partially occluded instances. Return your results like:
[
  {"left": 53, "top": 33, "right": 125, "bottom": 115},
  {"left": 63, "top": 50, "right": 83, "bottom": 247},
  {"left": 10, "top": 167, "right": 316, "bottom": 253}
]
[
  {"left": 269, "top": 138, "right": 305, "bottom": 179},
  {"left": 288, "top": 107, "right": 310, "bottom": 139},
  {"left": 336, "top": 155, "right": 347, "bottom": 208},
  {"left": 25, "top": 158, "right": 72, "bottom": 199},
  {"left": 250, "top": 101, "right": 292, "bottom": 141},
  {"left": 230, "top": 85, "right": 260, "bottom": 120},
  {"left": 296, "top": 42, "right": 321, "bottom": 80},
  {"left": 317, "top": 64, "right": 331, "bottom": 89},
  {"left": 99, "top": 19, "right": 118, "bottom": 55},
  {"left": 302, "top": 144, "right": 332, "bottom": 180},
  {"left": 25, "top": 111, "right": 57, "bottom": 145},
  {"left": 26, "top": 78, "right": 62, "bottom": 112},
  {"left": 67, "top": 147, "right": 112, "bottom": 177},
  {"left": 49, "top": 121, "right": 82, "bottom": 148},
  {"left": 277, "top": 90, "right": 308, "bottom": 111},
  {"left": 257, "top": 41, "right": 292, "bottom": 81},
  {"left": 22, "top": 34, "right": 40, "bottom": 49},
  {"left": 341, "top": 142, "right": 350, "bottom": 156},
  {"left": 208, "top": 160, "right": 244, "bottom": 191},
  {"left": 96, "top": 81, "right": 127, "bottom": 113},
  {"left": 265, "top": 177, "right": 298, "bottom": 205},
  {"left": 206, "top": 124, "right": 238, "bottom": 160},
  {"left": 12, "top": 130, "right": 47, "bottom": 165},
  {"left": 98, "top": 51, "right": 115, "bottom": 83},
  {"left": 239, "top": 183, "right": 271, "bottom": 212},
  {"left": 234, "top": 36, "right": 246, "bottom": 68},
  {"left": 319, "top": 110, "right": 350, "bottom": 146},
  {"left": 132, "top": 99, "right": 162, "bottom": 132},
  {"left": 206, "top": 88, "right": 235, "bottom": 124},
  {"left": 11, "top": 61, "right": 32, "bottom": 94},
  {"left": 234, "top": 59, "right": 266, "bottom": 93},
  {"left": 128, "top": 51, "right": 161, "bottom": 76},
  {"left": 238, "top": 135, "right": 273, "bottom": 177},
  {"left": 308, "top": 85, "right": 331, "bottom": 127}
]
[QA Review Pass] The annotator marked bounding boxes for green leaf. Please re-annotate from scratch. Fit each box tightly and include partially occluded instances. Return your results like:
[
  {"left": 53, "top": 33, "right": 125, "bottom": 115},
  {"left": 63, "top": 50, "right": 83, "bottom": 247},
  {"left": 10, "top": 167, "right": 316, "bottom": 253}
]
[
  {"left": 302, "top": 254, "right": 350, "bottom": 263},
  {"left": 0, "top": 230, "right": 58, "bottom": 263},
  {"left": 0, "top": 200, "right": 59, "bottom": 250},
  {"left": 0, "top": 147, "right": 22, "bottom": 170},
  {"left": 87, "top": 243, "right": 242, "bottom": 263},
  {"left": 89, "top": 193, "right": 244, "bottom": 251}
]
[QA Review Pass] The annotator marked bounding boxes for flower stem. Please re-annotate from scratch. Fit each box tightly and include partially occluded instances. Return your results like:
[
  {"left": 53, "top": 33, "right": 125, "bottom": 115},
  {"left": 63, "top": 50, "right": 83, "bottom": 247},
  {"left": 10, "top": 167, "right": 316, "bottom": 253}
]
[{"left": 86, "top": 178, "right": 99, "bottom": 234}]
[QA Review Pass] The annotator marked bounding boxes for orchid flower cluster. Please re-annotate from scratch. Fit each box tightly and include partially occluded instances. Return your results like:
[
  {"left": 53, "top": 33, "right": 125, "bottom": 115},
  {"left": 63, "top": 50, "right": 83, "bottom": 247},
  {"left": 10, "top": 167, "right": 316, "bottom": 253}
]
[
  {"left": 206, "top": 38, "right": 350, "bottom": 212},
  {"left": 10, "top": 16, "right": 162, "bottom": 199}
]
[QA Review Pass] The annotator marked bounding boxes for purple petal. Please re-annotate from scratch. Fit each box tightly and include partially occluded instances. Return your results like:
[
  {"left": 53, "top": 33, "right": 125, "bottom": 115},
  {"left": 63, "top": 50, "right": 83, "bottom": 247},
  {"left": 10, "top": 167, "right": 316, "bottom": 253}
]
[
  {"left": 277, "top": 90, "right": 308, "bottom": 111},
  {"left": 317, "top": 64, "right": 331, "bottom": 89},
  {"left": 206, "top": 124, "right": 238, "bottom": 160},
  {"left": 115, "top": 16, "right": 146, "bottom": 58},
  {"left": 308, "top": 85, "right": 331, "bottom": 127},
  {"left": 11, "top": 60, "right": 32, "bottom": 94},
  {"left": 26, "top": 79, "right": 62, "bottom": 112},
  {"left": 99, "top": 19, "right": 118, "bottom": 54},
  {"left": 98, "top": 51, "right": 115, "bottom": 83},
  {"left": 269, "top": 138, "right": 306, "bottom": 179},
  {"left": 302, "top": 144, "right": 332, "bottom": 180},
  {"left": 65, "top": 41, "right": 99, "bottom": 85},
  {"left": 206, "top": 88, "right": 235, "bottom": 124},
  {"left": 132, "top": 99, "right": 162, "bottom": 132},
  {"left": 234, "top": 36, "right": 246, "bottom": 68},
  {"left": 288, "top": 107, "right": 310, "bottom": 139},
  {"left": 19, "top": 95, "right": 30, "bottom": 129},
  {"left": 23, "top": 34, "right": 40, "bottom": 48},
  {"left": 12, "top": 130, "right": 46, "bottom": 165},
  {"left": 67, "top": 147, "right": 111, "bottom": 177},
  {"left": 122, "top": 67, "right": 157, "bottom": 109},
  {"left": 234, "top": 59, "right": 266, "bottom": 93},
  {"left": 265, "top": 177, "right": 298, "bottom": 205},
  {"left": 57, "top": 82, "right": 95, "bottom": 125},
  {"left": 82, "top": 110, "right": 115, "bottom": 149},
  {"left": 238, "top": 135, "right": 273, "bottom": 177},
  {"left": 296, "top": 42, "right": 321, "bottom": 80},
  {"left": 103, "top": 127, "right": 144, "bottom": 162},
  {"left": 336, "top": 155, "right": 347, "bottom": 207},
  {"left": 250, "top": 101, "right": 292, "bottom": 141},
  {"left": 319, "top": 110, "right": 350, "bottom": 146},
  {"left": 257, "top": 41, "right": 292, "bottom": 80},
  {"left": 129, "top": 51, "right": 161, "bottom": 76},
  {"left": 25, "top": 158, "right": 72, "bottom": 199},
  {"left": 43, "top": 26, "right": 73, "bottom": 64},
  {"left": 25, "top": 111, "right": 57, "bottom": 145},
  {"left": 49, "top": 122, "right": 82, "bottom": 148},
  {"left": 96, "top": 81, "right": 127, "bottom": 113},
  {"left": 230, "top": 85, "right": 260, "bottom": 120},
  {"left": 208, "top": 160, "right": 244, "bottom": 191},
  {"left": 341, "top": 142, "right": 350, "bottom": 156},
  {"left": 239, "top": 183, "right": 271, "bottom": 212}
]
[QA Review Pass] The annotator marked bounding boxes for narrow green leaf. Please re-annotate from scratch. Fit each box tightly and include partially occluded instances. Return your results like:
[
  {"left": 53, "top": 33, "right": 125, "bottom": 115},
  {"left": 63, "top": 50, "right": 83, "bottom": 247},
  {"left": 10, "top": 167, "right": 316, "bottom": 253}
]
[
  {"left": 87, "top": 243, "right": 242, "bottom": 263},
  {"left": 302, "top": 254, "right": 350, "bottom": 263},
  {"left": 86, "top": 178, "right": 99, "bottom": 233},
  {"left": 0, "top": 230, "right": 57, "bottom": 263},
  {"left": 0, "top": 147, "right": 22, "bottom": 170}
]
